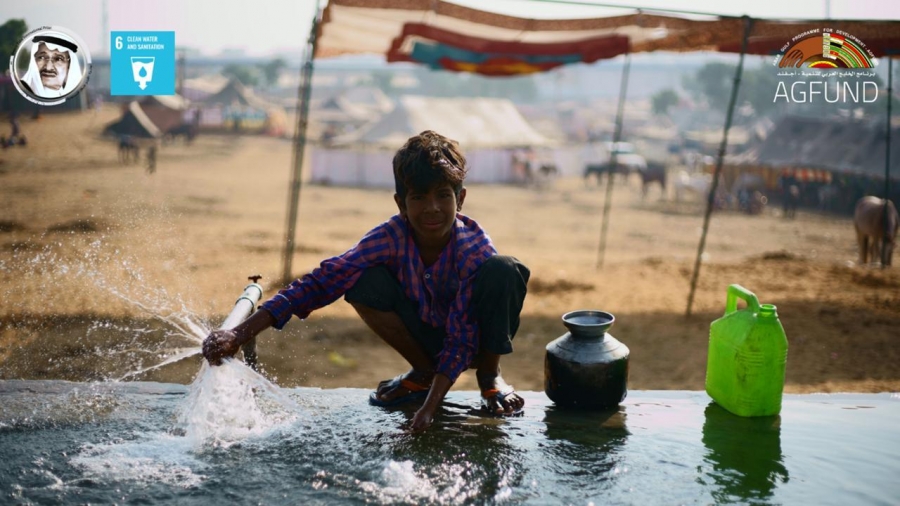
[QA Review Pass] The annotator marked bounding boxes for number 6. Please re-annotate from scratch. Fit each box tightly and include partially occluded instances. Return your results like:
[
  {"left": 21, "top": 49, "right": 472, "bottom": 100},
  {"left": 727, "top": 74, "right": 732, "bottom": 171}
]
[{"left": 115, "top": 36, "right": 122, "bottom": 50}]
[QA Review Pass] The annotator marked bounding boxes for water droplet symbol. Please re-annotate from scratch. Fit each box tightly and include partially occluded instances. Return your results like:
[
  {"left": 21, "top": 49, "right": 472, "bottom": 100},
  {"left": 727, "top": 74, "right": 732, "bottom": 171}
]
[{"left": 139, "top": 67, "right": 147, "bottom": 78}]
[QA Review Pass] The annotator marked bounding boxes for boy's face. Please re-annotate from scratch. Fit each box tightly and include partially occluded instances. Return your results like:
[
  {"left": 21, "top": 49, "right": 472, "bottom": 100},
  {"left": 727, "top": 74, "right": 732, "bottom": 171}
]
[{"left": 395, "top": 183, "right": 465, "bottom": 246}]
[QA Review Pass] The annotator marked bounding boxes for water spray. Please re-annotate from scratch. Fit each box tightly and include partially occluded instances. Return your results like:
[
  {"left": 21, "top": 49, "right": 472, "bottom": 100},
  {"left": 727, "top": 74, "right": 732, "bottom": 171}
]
[{"left": 175, "top": 274, "right": 301, "bottom": 446}]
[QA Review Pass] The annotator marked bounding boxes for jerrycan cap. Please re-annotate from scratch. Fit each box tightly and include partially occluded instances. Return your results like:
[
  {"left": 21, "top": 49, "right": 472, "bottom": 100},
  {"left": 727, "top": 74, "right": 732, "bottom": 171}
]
[{"left": 759, "top": 304, "right": 778, "bottom": 318}]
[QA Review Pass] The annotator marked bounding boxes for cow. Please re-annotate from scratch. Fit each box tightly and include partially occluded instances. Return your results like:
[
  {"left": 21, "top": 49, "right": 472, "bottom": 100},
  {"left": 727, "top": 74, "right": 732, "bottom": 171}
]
[
  {"left": 854, "top": 196, "right": 899, "bottom": 267},
  {"left": 638, "top": 162, "right": 666, "bottom": 199}
]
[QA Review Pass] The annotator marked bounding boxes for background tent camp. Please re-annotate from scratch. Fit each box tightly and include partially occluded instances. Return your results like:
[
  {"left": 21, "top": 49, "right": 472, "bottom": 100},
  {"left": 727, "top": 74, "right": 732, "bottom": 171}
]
[
  {"left": 719, "top": 115, "right": 900, "bottom": 214},
  {"left": 198, "top": 78, "right": 288, "bottom": 136},
  {"left": 313, "top": 86, "right": 395, "bottom": 142},
  {"left": 103, "top": 95, "right": 189, "bottom": 141},
  {"left": 310, "top": 95, "right": 561, "bottom": 187},
  {"left": 103, "top": 101, "right": 161, "bottom": 140},
  {"left": 103, "top": 95, "right": 190, "bottom": 139},
  {"left": 287, "top": 0, "right": 900, "bottom": 299}
]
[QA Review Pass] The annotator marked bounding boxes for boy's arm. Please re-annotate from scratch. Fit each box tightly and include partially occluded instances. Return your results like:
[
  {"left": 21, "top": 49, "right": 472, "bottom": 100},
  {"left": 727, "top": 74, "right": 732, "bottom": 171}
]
[
  {"left": 409, "top": 281, "right": 479, "bottom": 431},
  {"left": 262, "top": 221, "right": 396, "bottom": 330}
]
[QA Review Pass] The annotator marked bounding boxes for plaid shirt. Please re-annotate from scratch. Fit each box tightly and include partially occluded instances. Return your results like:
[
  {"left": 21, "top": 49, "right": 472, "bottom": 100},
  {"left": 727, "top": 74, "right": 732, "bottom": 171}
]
[{"left": 261, "top": 213, "right": 497, "bottom": 383}]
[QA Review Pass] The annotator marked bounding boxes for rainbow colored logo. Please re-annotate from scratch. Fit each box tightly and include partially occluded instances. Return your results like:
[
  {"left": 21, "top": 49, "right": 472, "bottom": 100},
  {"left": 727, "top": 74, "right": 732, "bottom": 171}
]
[{"left": 777, "top": 29, "right": 876, "bottom": 69}]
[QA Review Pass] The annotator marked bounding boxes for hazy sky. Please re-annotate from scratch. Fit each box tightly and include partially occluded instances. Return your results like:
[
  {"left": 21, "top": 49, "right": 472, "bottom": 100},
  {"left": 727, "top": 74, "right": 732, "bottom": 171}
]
[{"left": 6, "top": 0, "right": 900, "bottom": 57}]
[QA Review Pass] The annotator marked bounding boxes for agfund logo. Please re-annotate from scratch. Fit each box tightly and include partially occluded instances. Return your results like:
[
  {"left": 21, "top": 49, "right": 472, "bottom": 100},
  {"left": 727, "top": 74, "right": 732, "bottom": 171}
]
[{"left": 773, "top": 29, "right": 878, "bottom": 104}]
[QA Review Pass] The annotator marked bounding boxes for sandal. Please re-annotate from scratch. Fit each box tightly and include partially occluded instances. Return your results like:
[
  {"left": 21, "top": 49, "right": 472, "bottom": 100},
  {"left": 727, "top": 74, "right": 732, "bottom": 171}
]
[
  {"left": 368, "top": 374, "right": 430, "bottom": 407},
  {"left": 480, "top": 387, "right": 524, "bottom": 416}
]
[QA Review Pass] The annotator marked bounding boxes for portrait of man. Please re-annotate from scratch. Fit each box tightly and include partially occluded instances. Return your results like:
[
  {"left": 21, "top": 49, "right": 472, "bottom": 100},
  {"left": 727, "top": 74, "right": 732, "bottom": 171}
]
[{"left": 19, "top": 33, "right": 84, "bottom": 99}]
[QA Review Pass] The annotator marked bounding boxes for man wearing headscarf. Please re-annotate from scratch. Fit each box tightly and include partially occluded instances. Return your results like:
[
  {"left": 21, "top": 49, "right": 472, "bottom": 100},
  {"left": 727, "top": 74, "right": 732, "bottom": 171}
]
[{"left": 20, "top": 32, "right": 83, "bottom": 99}]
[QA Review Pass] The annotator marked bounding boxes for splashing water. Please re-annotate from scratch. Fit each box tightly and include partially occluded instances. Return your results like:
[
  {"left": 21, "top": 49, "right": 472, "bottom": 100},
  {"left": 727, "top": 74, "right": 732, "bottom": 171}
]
[
  {"left": 3, "top": 234, "right": 303, "bottom": 448},
  {"left": 175, "top": 359, "right": 303, "bottom": 448},
  {"left": 71, "top": 432, "right": 207, "bottom": 488},
  {"left": 2, "top": 234, "right": 219, "bottom": 382}
]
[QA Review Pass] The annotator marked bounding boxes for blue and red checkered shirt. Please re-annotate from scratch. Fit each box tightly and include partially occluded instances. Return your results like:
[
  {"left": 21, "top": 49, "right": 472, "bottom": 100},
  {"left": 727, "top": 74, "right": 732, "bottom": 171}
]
[{"left": 260, "top": 213, "right": 497, "bottom": 383}]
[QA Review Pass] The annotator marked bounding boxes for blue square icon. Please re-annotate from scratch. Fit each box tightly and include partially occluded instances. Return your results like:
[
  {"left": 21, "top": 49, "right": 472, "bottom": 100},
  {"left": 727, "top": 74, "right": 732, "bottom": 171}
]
[{"left": 110, "top": 31, "right": 175, "bottom": 96}]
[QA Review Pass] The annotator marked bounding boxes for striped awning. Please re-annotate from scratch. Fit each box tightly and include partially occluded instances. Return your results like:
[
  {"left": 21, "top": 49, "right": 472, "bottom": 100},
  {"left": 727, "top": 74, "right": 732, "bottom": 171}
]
[{"left": 316, "top": 0, "right": 900, "bottom": 76}]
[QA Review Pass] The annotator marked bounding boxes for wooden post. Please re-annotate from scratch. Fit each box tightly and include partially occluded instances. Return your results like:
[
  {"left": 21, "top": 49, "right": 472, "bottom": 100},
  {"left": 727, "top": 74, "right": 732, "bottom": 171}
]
[
  {"left": 597, "top": 52, "right": 632, "bottom": 269},
  {"left": 281, "top": 5, "right": 321, "bottom": 286},
  {"left": 882, "top": 55, "right": 893, "bottom": 269},
  {"left": 686, "top": 16, "right": 753, "bottom": 317}
]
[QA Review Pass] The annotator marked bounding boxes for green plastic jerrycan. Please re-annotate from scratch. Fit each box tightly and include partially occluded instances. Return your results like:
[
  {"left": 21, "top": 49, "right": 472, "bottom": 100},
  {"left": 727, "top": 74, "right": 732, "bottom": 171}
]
[{"left": 706, "top": 284, "right": 788, "bottom": 417}]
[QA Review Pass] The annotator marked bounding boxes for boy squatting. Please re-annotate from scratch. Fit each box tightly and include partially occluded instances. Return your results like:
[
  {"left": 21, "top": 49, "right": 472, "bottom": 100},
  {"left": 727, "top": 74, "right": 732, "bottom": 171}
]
[{"left": 202, "top": 130, "right": 530, "bottom": 432}]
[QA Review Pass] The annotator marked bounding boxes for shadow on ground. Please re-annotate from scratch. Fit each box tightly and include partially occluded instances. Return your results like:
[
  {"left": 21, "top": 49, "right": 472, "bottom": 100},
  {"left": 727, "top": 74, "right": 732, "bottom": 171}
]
[{"left": 2, "top": 296, "right": 897, "bottom": 394}]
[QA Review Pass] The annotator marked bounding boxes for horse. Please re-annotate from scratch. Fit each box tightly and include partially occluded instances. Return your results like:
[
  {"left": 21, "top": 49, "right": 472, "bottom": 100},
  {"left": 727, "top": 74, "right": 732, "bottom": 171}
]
[
  {"left": 118, "top": 135, "right": 139, "bottom": 164},
  {"left": 854, "top": 196, "right": 899, "bottom": 267},
  {"left": 638, "top": 162, "right": 666, "bottom": 199},
  {"left": 163, "top": 123, "right": 198, "bottom": 145},
  {"left": 538, "top": 163, "right": 558, "bottom": 178}
]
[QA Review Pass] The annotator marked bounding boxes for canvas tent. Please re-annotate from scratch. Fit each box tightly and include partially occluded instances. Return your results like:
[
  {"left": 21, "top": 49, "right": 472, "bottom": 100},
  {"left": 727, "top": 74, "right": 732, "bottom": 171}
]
[
  {"left": 140, "top": 95, "right": 191, "bottom": 134},
  {"left": 316, "top": 1, "right": 900, "bottom": 67},
  {"left": 716, "top": 115, "right": 900, "bottom": 214},
  {"left": 181, "top": 75, "right": 230, "bottom": 103},
  {"left": 752, "top": 115, "right": 900, "bottom": 178},
  {"left": 313, "top": 86, "right": 395, "bottom": 141},
  {"left": 311, "top": 96, "right": 555, "bottom": 186},
  {"left": 103, "top": 101, "right": 162, "bottom": 139},
  {"left": 199, "top": 78, "right": 288, "bottom": 136}
]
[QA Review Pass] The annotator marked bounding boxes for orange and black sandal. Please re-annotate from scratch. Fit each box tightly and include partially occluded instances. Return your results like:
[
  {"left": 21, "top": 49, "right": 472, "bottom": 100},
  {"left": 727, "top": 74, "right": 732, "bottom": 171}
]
[
  {"left": 480, "top": 387, "right": 524, "bottom": 416},
  {"left": 368, "top": 374, "right": 430, "bottom": 407}
]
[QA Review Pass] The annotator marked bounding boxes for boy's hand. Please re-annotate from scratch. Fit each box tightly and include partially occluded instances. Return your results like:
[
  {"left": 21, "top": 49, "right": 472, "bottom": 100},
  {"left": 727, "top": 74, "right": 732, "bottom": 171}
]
[
  {"left": 202, "top": 309, "right": 275, "bottom": 366},
  {"left": 406, "top": 374, "right": 452, "bottom": 432},
  {"left": 202, "top": 329, "right": 242, "bottom": 365},
  {"left": 408, "top": 406, "right": 435, "bottom": 432}
]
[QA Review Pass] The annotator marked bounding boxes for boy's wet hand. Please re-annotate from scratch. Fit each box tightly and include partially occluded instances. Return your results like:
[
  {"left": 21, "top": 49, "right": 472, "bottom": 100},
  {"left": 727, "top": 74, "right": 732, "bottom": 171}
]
[
  {"left": 408, "top": 407, "right": 434, "bottom": 432},
  {"left": 202, "top": 329, "right": 240, "bottom": 365}
]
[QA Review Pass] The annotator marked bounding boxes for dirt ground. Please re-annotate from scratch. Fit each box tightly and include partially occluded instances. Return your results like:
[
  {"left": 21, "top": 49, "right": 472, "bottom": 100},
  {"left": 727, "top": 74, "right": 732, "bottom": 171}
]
[{"left": 1, "top": 108, "right": 898, "bottom": 396}]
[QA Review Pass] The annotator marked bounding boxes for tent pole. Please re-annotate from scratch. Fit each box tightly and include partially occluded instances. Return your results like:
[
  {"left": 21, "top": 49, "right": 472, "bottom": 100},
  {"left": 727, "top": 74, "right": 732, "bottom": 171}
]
[
  {"left": 281, "top": 5, "right": 321, "bottom": 286},
  {"left": 882, "top": 55, "right": 893, "bottom": 269},
  {"left": 596, "top": 52, "right": 631, "bottom": 269},
  {"left": 685, "top": 16, "right": 753, "bottom": 317}
]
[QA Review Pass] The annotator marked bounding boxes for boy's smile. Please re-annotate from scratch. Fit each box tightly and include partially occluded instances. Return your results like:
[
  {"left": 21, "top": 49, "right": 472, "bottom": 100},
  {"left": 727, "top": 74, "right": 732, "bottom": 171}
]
[{"left": 396, "top": 184, "right": 466, "bottom": 249}]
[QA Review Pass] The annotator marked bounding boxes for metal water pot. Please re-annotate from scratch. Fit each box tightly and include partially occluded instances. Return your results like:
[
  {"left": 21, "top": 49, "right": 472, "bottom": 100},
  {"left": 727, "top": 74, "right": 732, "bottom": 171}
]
[{"left": 545, "top": 310, "right": 630, "bottom": 409}]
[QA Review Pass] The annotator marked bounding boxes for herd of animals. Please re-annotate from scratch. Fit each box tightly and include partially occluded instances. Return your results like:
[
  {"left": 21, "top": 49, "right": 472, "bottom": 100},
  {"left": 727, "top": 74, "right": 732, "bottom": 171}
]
[
  {"left": 581, "top": 158, "right": 898, "bottom": 267},
  {"left": 116, "top": 124, "right": 198, "bottom": 171}
]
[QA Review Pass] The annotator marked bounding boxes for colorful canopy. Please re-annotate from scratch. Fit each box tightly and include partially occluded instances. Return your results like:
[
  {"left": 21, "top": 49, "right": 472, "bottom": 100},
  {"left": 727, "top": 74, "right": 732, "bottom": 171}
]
[{"left": 316, "top": 0, "right": 900, "bottom": 76}]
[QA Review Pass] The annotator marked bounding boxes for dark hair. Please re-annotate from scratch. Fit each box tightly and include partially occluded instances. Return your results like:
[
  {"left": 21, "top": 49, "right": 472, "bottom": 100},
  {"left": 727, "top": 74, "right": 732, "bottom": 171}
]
[{"left": 393, "top": 130, "right": 467, "bottom": 200}]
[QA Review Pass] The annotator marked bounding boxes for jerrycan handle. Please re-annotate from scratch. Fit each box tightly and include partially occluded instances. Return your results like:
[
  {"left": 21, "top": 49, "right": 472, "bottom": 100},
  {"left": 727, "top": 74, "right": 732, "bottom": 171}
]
[{"left": 725, "top": 284, "right": 761, "bottom": 315}]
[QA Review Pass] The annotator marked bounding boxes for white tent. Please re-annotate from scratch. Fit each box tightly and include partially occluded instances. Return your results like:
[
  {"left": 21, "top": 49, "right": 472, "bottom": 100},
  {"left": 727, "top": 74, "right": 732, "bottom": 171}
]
[{"left": 312, "top": 96, "right": 555, "bottom": 187}]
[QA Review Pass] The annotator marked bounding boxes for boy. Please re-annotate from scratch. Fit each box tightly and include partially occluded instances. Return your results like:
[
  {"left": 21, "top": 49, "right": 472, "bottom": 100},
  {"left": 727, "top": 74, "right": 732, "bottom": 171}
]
[{"left": 203, "top": 130, "right": 530, "bottom": 431}]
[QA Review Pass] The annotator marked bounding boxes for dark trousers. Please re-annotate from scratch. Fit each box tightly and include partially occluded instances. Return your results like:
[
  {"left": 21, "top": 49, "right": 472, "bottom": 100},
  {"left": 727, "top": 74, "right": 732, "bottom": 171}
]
[{"left": 344, "top": 255, "right": 530, "bottom": 361}]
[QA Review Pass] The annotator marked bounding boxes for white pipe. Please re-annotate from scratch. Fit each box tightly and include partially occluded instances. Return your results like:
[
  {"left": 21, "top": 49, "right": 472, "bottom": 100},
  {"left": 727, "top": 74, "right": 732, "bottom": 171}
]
[{"left": 219, "top": 282, "right": 263, "bottom": 331}]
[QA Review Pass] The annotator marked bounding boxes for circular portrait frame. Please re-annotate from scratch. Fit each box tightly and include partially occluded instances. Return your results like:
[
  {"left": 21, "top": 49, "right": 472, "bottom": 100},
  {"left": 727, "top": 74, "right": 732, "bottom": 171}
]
[{"left": 9, "top": 25, "right": 93, "bottom": 106}]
